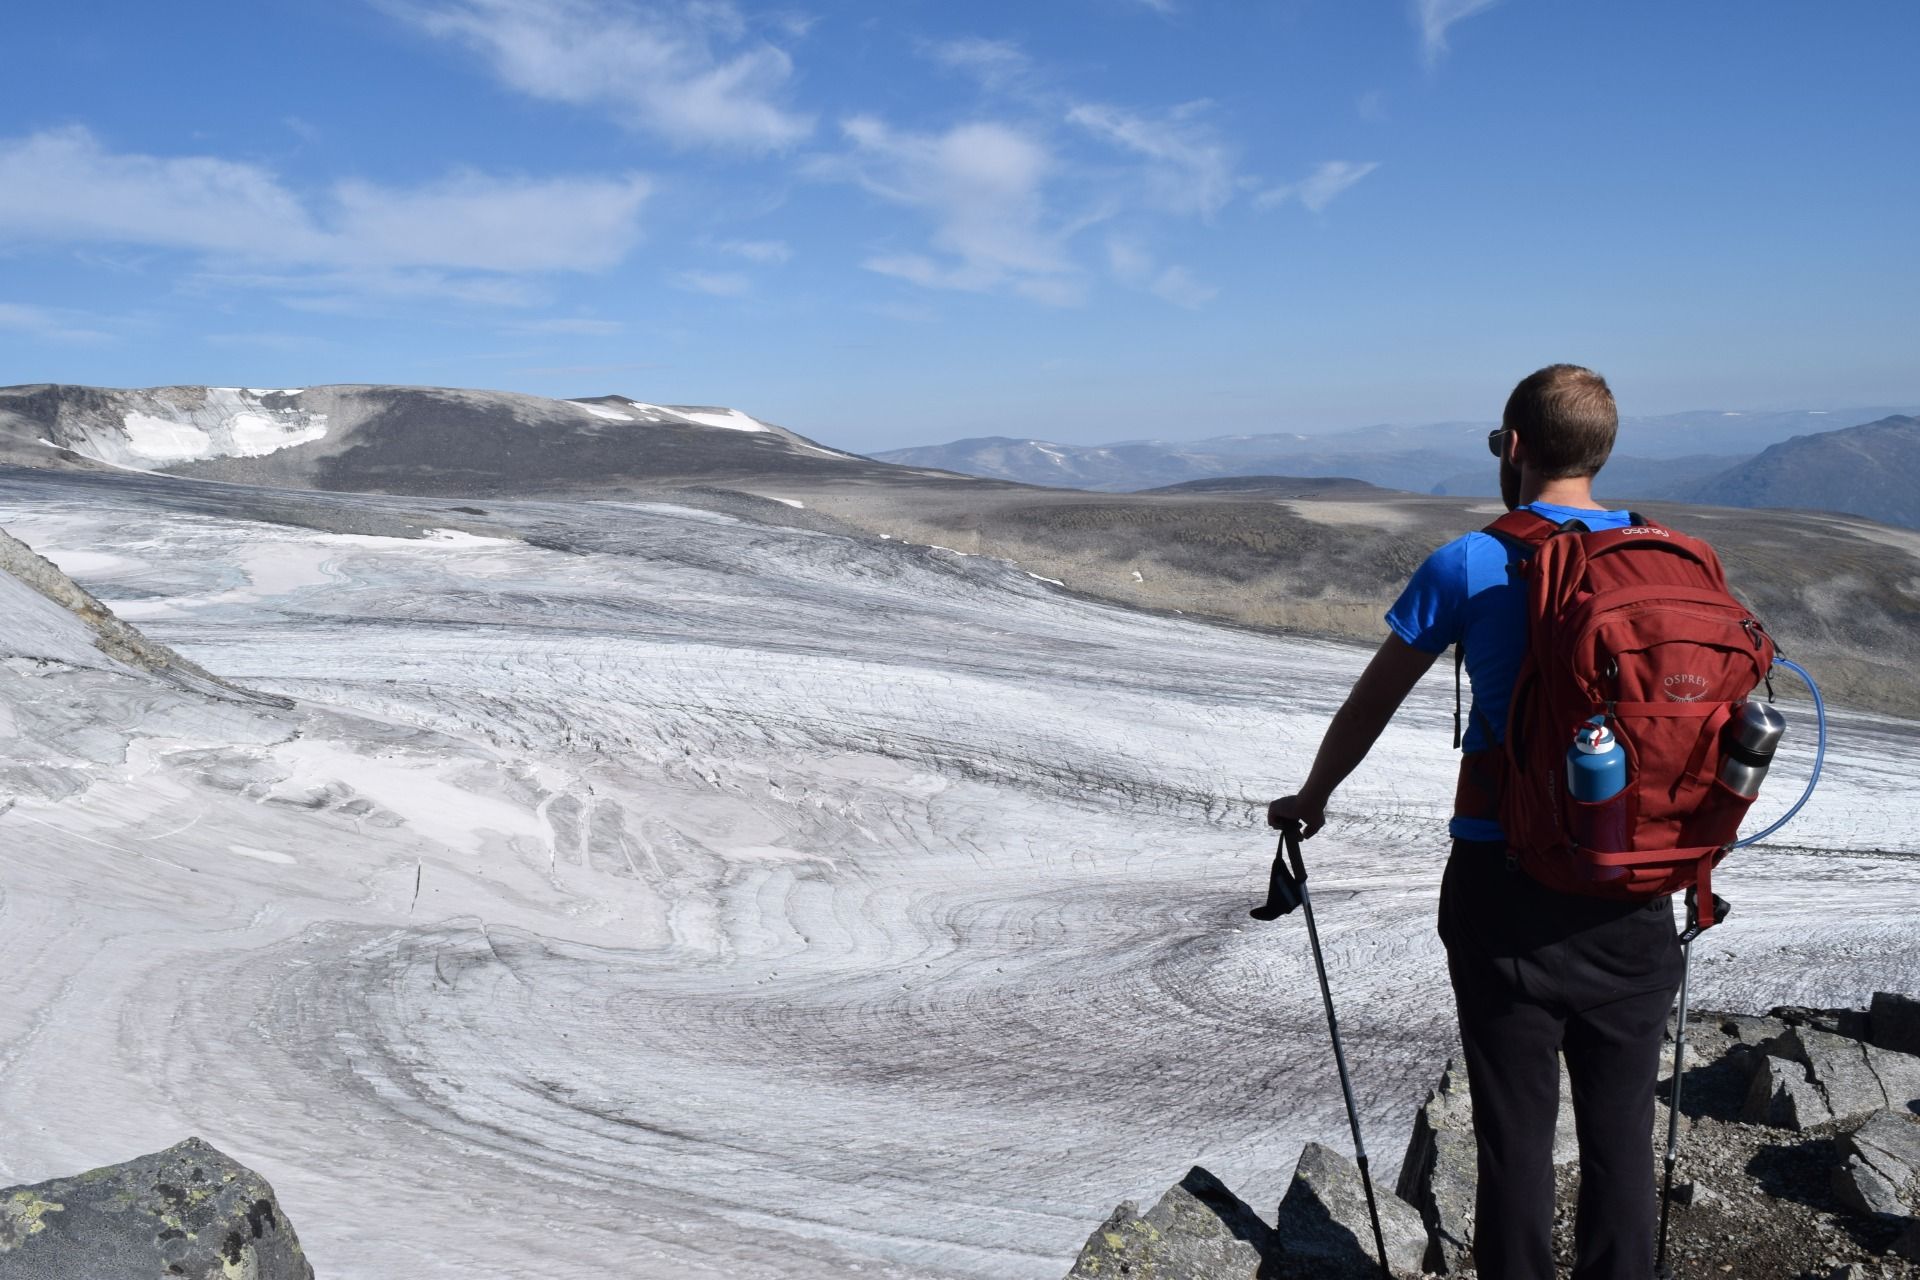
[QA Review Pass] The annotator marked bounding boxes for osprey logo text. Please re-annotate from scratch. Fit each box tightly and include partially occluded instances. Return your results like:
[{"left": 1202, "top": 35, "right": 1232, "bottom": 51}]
[
  {"left": 1621, "top": 526, "right": 1671, "bottom": 538},
  {"left": 1664, "top": 673, "right": 1710, "bottom": 702}
]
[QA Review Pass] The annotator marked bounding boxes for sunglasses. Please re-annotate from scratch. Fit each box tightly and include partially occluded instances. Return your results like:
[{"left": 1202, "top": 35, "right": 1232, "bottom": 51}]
[{"left": 1487, "top": 428, "right": 1510, "bottom": 458}]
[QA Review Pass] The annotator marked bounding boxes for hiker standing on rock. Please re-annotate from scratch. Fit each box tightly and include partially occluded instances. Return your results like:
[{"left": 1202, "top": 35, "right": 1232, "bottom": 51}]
[{"left": 1270, "top": 366, "right": 1703, "bottom": 1280}]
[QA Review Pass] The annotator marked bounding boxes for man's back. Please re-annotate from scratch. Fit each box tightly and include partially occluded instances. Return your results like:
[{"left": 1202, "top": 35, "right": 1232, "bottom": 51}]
[{"left": 1386, "top": 500, "right": 1635, "bottom": 841}]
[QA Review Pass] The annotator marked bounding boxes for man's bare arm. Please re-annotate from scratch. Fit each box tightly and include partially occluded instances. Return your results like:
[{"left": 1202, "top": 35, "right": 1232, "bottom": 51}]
[{"left": 1268, "top": 634, "right": 1441, "bottom": 836}]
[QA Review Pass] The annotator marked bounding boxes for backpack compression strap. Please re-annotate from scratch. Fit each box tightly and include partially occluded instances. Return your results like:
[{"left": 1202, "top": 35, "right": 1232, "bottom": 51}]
[{"left": 1449, "top": 509, "right": 1568, "bottom": 748}]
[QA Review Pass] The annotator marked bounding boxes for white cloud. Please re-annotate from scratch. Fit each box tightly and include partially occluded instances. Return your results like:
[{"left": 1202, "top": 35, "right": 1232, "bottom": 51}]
[
  {"left": 1415, "top": 0, "right": 1502, "bottom": 65},
  {"left": 835, "top": 115, "right": 1081, "bottom": 305},
  {"left": 1256, "top": 160, "right": 1380, "bottom": 213},
  {"left": 1066, "top": 101, "right": 1236, "bottom": 218},
  {"left": 0, "top": 301, "right": 112, "bottom": 343},
  {"left": 392, "top": 0, "right": 813, "bottom": 150},
  {"left": 717, "top": 238, "right": 791, "bottom": 263},
  {"left": 0, "top": 126, "right": 327, "bottom": 259},
  {"left": 331, "top": 171, "right": 651, "bottom": 271},
  {"left": 672, "top": 269, "right": 752, "bottom": 296},
  {"left": 1105, "top": 237, "right": 1215, "bottom": 309},
  {"left": 0, "top": 127, "right": 651, "bottom": 293}
]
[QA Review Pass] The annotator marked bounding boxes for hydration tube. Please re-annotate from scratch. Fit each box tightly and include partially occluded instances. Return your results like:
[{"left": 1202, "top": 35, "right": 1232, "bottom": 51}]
[{"left": 1731, "top": 657, "right": 1827, "bottom": 849}]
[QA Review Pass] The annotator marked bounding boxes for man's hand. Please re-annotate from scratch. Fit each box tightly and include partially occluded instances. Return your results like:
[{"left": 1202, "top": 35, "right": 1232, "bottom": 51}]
[{"left": 1267, "top": 793, "right": 1327, "bottom": 838}]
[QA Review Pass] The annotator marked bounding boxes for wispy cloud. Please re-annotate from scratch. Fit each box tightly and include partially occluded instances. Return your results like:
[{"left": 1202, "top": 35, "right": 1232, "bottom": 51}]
[
  {"left": 0, "top": 300, "right": 112, "bottom": 343},
  {"left": 0, "top": 127, "right": 651, "bottom": 291},
  {"left": 331, "top": 171, "right": 651, "bottom": 271},
  {"left": 1067, "top": 101, "right": 1237, "bottom": 218},
  {"left": 1414, "top": 0, "right": 1502, "bottom": 65},
  {"left": 717, "top": 238, "right": 791, "bottom": 263},
  {"left": 927, "top": 37, "right": 1036, "bottom": 95},
  {"left": 390, "top": 0, "right": 813, "bottom": 150},
  {"left": 672, "top": 269, "right": 752, "bottom": 296},
  {"left": 1106, "top": 237, "right": 1215, "bottom": 309},
  {"left": 830, "top": 115, "right": 1083, "bottom": 305},
  {"left": 1256, "top": 160, "right": 1380, "bottom": 213}
]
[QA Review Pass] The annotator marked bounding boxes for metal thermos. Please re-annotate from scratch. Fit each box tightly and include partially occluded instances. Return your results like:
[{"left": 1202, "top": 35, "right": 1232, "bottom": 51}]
[{"left": 1720, "top": 701, "right": 1788, "bottom": 798}]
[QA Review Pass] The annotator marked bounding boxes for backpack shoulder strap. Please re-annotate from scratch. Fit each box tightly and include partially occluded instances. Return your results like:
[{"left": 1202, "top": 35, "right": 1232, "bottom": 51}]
[{"left": 1449, "top": 508, "right": 1582, "bottom": 747}]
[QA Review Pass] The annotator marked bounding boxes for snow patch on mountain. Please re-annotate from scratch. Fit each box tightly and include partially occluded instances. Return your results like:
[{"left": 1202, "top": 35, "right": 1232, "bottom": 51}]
[
  {"left": 672, "top": 406, "right": 774, "bottom": 434},
  {"left": 82, "top": 388, "right": 329, "bottom": 466}
]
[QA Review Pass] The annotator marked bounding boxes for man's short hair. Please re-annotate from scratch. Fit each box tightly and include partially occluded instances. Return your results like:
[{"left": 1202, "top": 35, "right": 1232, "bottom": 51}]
[{"left": 1502, "top": 364, "right": 1618, "bottom": 478}]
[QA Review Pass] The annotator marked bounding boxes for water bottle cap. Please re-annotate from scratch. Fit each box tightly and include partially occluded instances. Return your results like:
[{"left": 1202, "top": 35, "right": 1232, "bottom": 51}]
[{"left": 1574, "top": 719, "right": 1616, "bottom": 753}]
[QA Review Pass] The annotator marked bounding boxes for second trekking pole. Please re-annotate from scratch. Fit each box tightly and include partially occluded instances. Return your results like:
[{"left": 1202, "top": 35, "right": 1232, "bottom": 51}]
[
  {"left": 1656, "top": 889, "right": 1729, "bottom": 1280},
  {"left": 1252, "top": 819, "right": 1392, "bottom": 1280}
]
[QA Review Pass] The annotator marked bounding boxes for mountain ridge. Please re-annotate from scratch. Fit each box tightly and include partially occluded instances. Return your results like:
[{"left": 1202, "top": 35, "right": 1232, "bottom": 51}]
[{"left": 0, "top": 383, "right": 917, "bottom": 495}]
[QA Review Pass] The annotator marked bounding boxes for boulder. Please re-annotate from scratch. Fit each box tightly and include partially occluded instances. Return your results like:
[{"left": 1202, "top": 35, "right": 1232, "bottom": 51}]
[
  {"left": 1272, "top": 1142, "right": 1427, "bottom": 1279},
  {"left": 1742, "top": 1054, "right": 1834, "bottom": 1130},
  {"left": 1395, "top": 1058, "right": 1476, "bottom": 1273},
  {"left": 1830, "top": 1110, "right": 1920, "bottom": 1218},
  {"left": 0, "top": 1137, "right": 312, "bottom": 1280},
  {"left": 1065, "top": 1165, "right": 1271, "bottom": 1279},
  {"left": 1393, "top": 1055, "right": 1582, "bottom": 1273},
  {"left": 1871, "top": 992, "right": 1920, "bottom": 1057},
  {"left": 1762, "top": 1025, "right": 1920, "bottom": 1125}
]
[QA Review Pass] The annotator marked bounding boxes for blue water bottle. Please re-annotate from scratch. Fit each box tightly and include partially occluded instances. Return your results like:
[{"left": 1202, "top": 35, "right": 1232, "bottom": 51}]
[{"left": 1567, "top": 715, "right": 1630, "bottom": 851}]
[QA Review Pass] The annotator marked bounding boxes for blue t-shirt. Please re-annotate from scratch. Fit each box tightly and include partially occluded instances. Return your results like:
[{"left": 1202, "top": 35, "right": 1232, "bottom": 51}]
[{"left": 1385, "top": 501, "right": 1635, "bottom": 841}]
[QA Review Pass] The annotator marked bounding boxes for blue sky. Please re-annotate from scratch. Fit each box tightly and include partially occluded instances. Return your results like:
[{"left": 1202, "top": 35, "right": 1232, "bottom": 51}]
[{"left": 1, "top": 0, "right": 1915, "bottom": 452}]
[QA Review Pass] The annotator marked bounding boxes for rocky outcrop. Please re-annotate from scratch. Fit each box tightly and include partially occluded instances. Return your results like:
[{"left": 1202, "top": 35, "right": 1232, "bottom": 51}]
[
  {"left": 0, "top": 525, "right": 289, "bottom": 707},
  {"left": 1065, "top": 991, "right": 1920, "bottom": 1280},
  {"left": 1392, "top": 1056, "right": 1579, "bottom": 1273},
  {"left": 1832, "top": 1111, "right": 1920, "bottom": 1219},
  {"left": 1064, "top": 1148, "right": 1424, "bottom": 1279},
  {"left": 1742, "top": 1022, "right": 1920, "bottom": 1131},
  {"left": 1272, "top": 1143, "right": 1427, "bottom": 1277},
  {"left": 0, "top": 1137, "right": 312, "bottom": 1280},
  {"left": 1063, "top": 1165, "right": 1270, "bottom": 1279}
]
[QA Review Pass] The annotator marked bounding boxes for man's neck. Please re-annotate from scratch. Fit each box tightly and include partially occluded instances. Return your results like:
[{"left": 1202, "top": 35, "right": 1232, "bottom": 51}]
[{"left": 1519, "top": 473, "right": 1608, "bottom": 511}]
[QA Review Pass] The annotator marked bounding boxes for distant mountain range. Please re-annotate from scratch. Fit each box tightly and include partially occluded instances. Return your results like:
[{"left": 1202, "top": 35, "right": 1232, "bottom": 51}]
[
  {"left": 6, "top": 385, "right": 1918, "bottom": 531},
  {"left": 0, "top": 384, "right": 912, "bottom": 496},
  {"left": 1691, "top": 414, "right": 1920, "bottom": 529},
  {"left": 877, "top": 407, "right": 1918, "bottom": 497},
  {"left": 875, "top": 408, "right": 1920, "bottom": 527}
]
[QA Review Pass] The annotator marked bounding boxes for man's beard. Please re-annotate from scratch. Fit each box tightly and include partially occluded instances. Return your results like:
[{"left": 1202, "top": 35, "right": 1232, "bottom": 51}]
[{"left": 1500, "top": 457, "right": 1522, "bottom": 510}]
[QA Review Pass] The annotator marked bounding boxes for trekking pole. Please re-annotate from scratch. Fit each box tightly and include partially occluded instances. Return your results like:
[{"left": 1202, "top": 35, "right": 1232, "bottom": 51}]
[
  {"left": 1655, "top": 888, "right": 1729, "bottom": 1280},
  {"left": 1252, "top": 820, "right": 1392, "bottom": 1280}
]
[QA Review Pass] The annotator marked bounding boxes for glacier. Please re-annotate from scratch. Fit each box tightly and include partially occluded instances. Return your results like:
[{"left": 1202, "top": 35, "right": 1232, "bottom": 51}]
[{"left": 0, "top": 470, "right": 1915, "bottom": 1280}]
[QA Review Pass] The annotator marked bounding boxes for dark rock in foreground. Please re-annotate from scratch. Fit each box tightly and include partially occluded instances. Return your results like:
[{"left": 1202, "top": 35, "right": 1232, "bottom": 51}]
[
  {"left": 1065, "top": 1147, "right": 1424, "bottom": 1279},
  {"left": 1063, "top": 1165, "right": 1270, "bottom": 1279},
  {"left": 0, "top": 1137, "right": 312, "bottom": 1280},
  {"left": 1272, "top": 1142, "right": 1427, "bottom": 1277}
]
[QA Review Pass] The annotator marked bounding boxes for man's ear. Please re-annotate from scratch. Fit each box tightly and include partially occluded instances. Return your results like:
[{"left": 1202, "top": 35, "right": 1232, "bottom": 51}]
[{"left": 1506, "top": 430, "right": 1526, "bottom": 465}]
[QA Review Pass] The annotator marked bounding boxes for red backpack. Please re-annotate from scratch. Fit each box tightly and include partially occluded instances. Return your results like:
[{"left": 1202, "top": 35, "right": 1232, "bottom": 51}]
[{"left": 1471, "top": 510, "right": 1775, "bottom": 933}]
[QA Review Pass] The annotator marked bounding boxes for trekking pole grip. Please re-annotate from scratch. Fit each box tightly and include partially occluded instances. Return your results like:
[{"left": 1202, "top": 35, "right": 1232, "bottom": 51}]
[{"left": 1250, "top": 821, "right": 1308, "bottom": 921}]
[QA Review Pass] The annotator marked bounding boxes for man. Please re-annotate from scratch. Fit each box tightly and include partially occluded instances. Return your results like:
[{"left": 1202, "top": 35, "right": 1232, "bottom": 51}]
[{"left": 1268, "top": 365, "right": 1683, "bottom": 1280}]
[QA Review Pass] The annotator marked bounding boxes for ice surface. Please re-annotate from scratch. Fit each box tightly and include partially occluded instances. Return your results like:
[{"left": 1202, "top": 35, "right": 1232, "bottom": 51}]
[
  {"left": 0, "top": 477, "right": 1915, "bottom": 1280},
  {"left": 578, "top": 404, "right": 634, "bottom": 421}
]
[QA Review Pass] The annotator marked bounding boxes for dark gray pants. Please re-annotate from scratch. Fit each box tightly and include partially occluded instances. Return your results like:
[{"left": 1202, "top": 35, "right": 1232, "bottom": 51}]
[{"left": 1440, "top": 840, "right": 1685, "bottom": 1280}]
